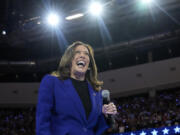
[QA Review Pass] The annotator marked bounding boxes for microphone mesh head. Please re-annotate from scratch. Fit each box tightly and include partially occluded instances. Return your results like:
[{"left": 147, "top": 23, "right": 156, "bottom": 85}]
[{"left": 102, "top": 90, "right": 110, "bottom": 98}]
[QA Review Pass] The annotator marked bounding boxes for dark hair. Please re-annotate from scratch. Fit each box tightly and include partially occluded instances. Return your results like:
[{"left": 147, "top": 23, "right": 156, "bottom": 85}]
[{"left": 51, "top": 41, "right": 103, "bottom": 91}]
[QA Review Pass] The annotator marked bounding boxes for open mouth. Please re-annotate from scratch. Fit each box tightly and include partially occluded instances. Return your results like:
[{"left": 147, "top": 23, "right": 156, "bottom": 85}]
[{"left": 76, "top": 60, "right": 86, "bottom": 68}]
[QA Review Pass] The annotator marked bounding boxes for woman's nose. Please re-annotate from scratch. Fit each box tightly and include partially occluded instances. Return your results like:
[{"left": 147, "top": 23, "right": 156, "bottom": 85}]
[
  {"left": 79, "top": 52, "right": 85, "bottom": 58},
  {"left": 79, "top": 55, "right": 85, "bottom": 59}
]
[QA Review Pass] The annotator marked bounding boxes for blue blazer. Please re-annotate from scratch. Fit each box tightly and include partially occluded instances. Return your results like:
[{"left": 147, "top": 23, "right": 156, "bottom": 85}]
[{"left": 36, "top": 75, "right": 109, "bottom": 135}]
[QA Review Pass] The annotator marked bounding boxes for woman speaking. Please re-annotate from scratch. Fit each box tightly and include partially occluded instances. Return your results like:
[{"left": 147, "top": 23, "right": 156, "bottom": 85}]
[{"left": 36, "top": 41, "right": 117, "bottom": 135}]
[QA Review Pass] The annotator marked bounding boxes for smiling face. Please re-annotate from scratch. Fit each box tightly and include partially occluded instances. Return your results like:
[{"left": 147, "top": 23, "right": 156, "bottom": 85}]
[{"left": 70, "top": 45, "right": 90, "bottom": 80}]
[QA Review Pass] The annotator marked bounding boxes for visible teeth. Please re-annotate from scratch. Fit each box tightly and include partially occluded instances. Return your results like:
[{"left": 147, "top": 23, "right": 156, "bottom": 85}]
[{"left": 77, "top": 61, "right": 85, "bottom": 67}]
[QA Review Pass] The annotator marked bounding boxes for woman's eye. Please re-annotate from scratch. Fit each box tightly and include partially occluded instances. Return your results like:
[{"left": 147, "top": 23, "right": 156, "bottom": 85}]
[{"left": 85, "top": 52, "right": 89, "bottom": 56}]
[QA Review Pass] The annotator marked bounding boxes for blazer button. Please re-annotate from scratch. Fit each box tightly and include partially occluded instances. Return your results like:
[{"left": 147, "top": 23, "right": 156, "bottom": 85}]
[{"left": 83, "top": 127, "right": 87, "bottom": 132}]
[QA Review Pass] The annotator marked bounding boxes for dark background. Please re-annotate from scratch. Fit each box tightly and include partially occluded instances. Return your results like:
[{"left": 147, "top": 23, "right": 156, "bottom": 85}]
[{"left": 0, "top": 0, "right": 180, "bottom": 82}]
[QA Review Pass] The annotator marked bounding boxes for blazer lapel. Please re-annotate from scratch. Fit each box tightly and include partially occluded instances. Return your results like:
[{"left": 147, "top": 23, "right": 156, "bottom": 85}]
[{"left": 87, "top": 83, "right": 99, "bottom": 122}]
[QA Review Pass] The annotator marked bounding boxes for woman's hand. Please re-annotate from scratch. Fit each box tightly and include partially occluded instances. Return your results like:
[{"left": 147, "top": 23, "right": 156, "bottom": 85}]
[{"left": 102, "top": 102, "right": 117, "bottom": 115}]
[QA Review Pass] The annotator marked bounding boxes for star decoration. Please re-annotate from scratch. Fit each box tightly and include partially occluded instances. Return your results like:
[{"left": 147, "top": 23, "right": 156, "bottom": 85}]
[
  {"left": 151, "top": 129, "right": 158, "bottom": 135},
  {"left": 117, "top": 125, "right": 180, "bottom": 135},
  {"left": 163, "top": 128, "right": 169, "bottom": 135},
  {"left": 174, "top": 126, "right": 180, "bottom": 133},
  {"left": 140, "top": 131, "right": 146, "bottom": 135}
]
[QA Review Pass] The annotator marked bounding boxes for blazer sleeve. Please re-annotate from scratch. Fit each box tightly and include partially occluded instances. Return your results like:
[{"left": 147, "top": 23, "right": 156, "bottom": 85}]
[
  {"left": 94, "top": 91, "right": 109, "bottom": 135},
  {"left": 36, "top": 75, "right": 54, "bottom": 135}
]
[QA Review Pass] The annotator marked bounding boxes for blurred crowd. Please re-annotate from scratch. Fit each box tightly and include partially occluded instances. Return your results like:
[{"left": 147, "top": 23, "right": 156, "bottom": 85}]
[
  {"left": 113, "top": 88, "right": 180, "bottom": 133},
  {"left": 0, "top": 88, "right": 179, "bottom": 135},
  {"left": 0, "top": 107, "right": 35, "bottom": 135}
]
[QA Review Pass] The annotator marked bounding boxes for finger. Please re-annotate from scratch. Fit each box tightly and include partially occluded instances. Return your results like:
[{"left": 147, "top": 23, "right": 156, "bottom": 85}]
[
  {"left": 107, "top": 103, "right": 115, "bottom": 108},
  {"left": 109, "top": 102, "right": 114, "bottom": 106},
  {"left": 106, "top": 107, "right": 117, "bottom": 113},
  {"left": 102, "top": 105, "right": 110, "bottom": 114},
  {"left": 106, "top": 111, "right": 117, "bottom": 115},
  {"left": 108, "top": 104, "right": 116, "bottom": 110},
  {"left": 109, "top": 103, "right": 116, "bottom": 108},
  {"left": 103, "top": 104, "right": 117, "bottom": 113},
  {"left": 103, "top": 104, "right": 109, "bottom": 108}
]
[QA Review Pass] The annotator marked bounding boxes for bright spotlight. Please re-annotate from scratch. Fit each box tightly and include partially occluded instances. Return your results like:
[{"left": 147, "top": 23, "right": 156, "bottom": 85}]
[
  {"left": 46, "top": 13, "right": 60, "bottom": 26},
  {"left": 141, "top": 0, "right": 153, "bottom": 4},
  {"left": 89, "top": 2, "right": 103, "bottom": 16},
  {"left": 2, "top": 30, "right": 6, "bottom": 35}
]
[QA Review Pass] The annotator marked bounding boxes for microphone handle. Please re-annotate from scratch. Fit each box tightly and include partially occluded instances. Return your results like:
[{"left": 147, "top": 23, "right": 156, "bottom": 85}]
[
  {"left": 103, "top": 98, "right": 117, "bottom": 130},
  {"left": 107, "top": 113, "right": 116, "bottom": 129}
]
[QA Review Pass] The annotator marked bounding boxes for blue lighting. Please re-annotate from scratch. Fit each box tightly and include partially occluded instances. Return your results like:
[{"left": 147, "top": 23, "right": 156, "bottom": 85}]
[{"left": 110, "top": 125, "right": 180, "bottom": 135}]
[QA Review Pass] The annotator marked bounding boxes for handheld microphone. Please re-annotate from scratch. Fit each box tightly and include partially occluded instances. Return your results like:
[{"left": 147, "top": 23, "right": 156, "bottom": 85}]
[{"left": 102, "top": 90, "right": 116, "bottom": 130}]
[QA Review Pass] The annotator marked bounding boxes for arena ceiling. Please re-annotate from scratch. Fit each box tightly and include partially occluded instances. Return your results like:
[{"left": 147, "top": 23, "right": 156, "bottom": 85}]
[{"left": 0, "top": 0, "right": 180, "bottom": 82}]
